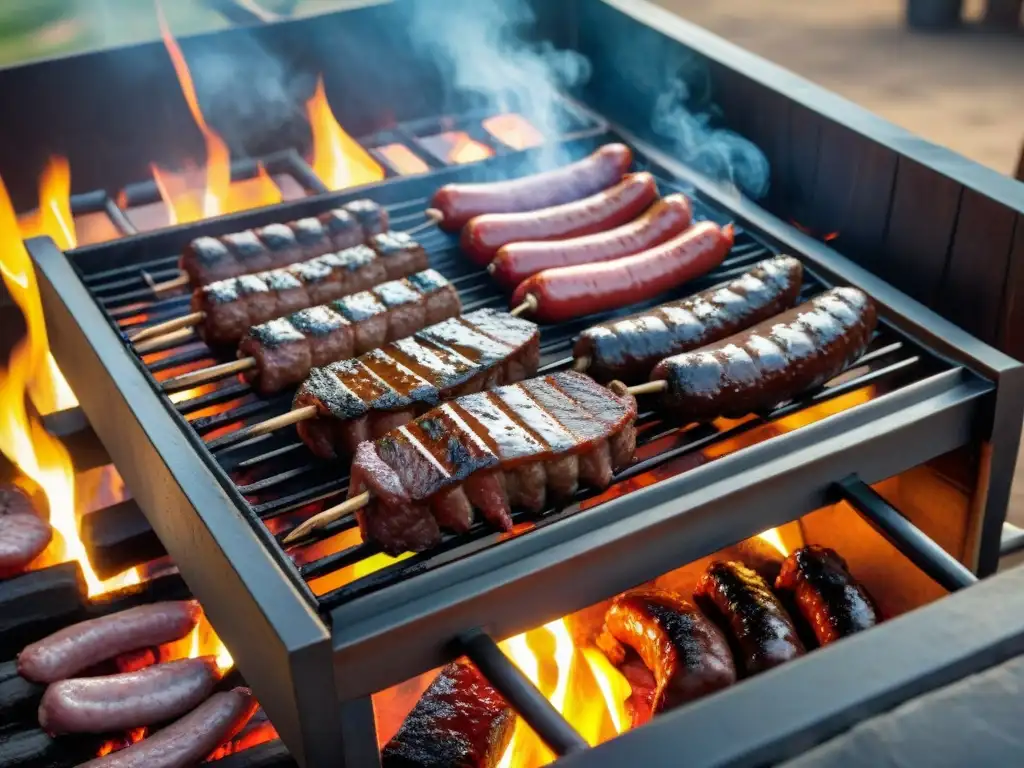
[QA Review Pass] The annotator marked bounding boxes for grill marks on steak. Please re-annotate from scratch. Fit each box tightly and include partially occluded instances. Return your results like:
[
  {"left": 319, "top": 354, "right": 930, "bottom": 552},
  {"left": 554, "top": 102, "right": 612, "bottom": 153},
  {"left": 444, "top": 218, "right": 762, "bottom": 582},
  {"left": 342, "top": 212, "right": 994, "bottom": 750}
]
[
  {"left": 382, "top": 660, "right": 514, "bottom": 768},
  {"left": 237, "top": 270, "right": 460, "bottom": 393},
  {"left": 293, "top": 310, "right": 541, "bottom": 460},
  {"left": 350, "top": 371, "right": 638, "bottom": 554}
]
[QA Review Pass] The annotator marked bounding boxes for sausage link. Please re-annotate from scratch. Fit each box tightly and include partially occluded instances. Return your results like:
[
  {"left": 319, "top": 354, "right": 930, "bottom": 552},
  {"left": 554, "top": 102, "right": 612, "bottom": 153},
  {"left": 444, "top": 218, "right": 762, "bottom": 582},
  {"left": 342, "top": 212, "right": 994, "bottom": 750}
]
[
  {"left": 573, "top": 255, "right": 803, "bottom": 383},
  {"left": 488, "top": 193, "right": 693, "bottom": 289},
  {"left": 0, "top": 485, "right": 52, "bottom": 577},
  {"left": 693, "top": 561, "right": 805, "bottom": 676},
  {"left": 650, "top": 287, "right": 877, "bottom": 421},
  {"left": 431, "top": 143, "right": 633, "bottom": 231},
  {"left": 512, "top": 221, "right": 733, "bottom": 324},
  {"left": 775, "top": 546, "right": 879, "bottom": 646},
  {"left": 461, "top": 172, "right": 659, "bottom": 265},
  {"left": 18, "top": 602, "right": 201, "bottom": 684},
  {"left": 77, "top": 687, "right": 258, "bottom": 768},
  {"left": 597, "top": 587, "right": 735, "bottom": 713},
  {"left": 38, "top": 657, "right": 221, "bottom": 734}
]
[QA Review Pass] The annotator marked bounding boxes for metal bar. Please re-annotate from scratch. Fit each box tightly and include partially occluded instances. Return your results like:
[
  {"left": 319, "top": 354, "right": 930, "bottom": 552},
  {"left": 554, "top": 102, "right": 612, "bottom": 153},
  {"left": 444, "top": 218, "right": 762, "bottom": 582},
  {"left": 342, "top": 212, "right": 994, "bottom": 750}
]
[
  {"left": 459, "top": 629, "right": 589, "bottom": 757},
  {"left": 836, "top": 475, "right": 978, "bottom": 592},
  {"left": 29, "top": 235, "right": 341, "bottom": 768},
  {"left": 330, "top": 368, "right": 990, "bottom": 697},
  {"left": 104, "top": 196, "right": 138, "bottom": 236}
]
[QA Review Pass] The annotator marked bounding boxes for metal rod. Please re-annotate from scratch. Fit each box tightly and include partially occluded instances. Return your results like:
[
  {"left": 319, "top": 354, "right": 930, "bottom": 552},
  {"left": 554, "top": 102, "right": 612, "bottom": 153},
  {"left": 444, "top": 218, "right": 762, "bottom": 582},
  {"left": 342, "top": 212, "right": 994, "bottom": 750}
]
[
  {"left": 458, "top": 629, "right": 589, "bottom": 757},
  {"left": 836, "top": 475, "right": 978, "bottom": 592}
]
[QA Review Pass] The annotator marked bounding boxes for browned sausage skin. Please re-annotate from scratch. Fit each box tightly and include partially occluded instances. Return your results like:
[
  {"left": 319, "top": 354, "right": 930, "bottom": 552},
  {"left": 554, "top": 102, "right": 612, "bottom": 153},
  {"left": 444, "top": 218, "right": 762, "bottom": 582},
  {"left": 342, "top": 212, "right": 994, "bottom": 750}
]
[
  {"left": 651, "top": 287, "right": 877, "bottom": 421},
  {"left": 775, "top": 546, "right": 879, "bottom": 646},
  {"left": 77, "top": 687, "right": 257, "bottom": 768},
  {"left": 598, "top": 588, "right": 736, "bottom": 713},
  {"left": 0, "top": 484, "right": 52, "bottom": 577},
  {"left": 38, "top": 657, "right": 221, "bottom": 734},
  {"left": 18, "top": 602, "right": 202, "bottom": 684},
  {"left": 693, "top": 561, "right": 805, "bottom": 676}
]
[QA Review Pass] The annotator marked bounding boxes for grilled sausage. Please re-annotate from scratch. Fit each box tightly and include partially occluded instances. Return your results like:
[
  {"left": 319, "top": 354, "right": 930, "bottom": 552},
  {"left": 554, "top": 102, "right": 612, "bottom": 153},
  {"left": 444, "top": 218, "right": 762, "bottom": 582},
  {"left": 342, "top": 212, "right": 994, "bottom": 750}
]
[
  {"left": 180, "top": 200, "right": 388, "bottom": 285},
  {"left": 0, "top": 485, "right": 52, "bottom": 577},
  {"left": 511, "top": 221, "right": 733, "bottom": 323},
  {"left": 488, "top": 194, "right": 693, "bottom": 289},
  {"left": 775, "top": 546, "right": 879, "bottom": 645},
  {"left": 77, "top": 687, "right": 258, "bottom": 768},
  {"left": 650, "top": 287, "right": 877, "bottom": 421},
  {"left": 382, "top": 660, "right": 514, "bottom": 768},
  {"left": 431, "top": 143, "right": 633, "bottom": 231},
  {"left": 573, "top": 255, "right": 804, "bottom": 382},
  {"left": 693, "top": 561, "right": 805, "bottom": 676},
  {"left": 598, "top": 588, "right": 735, "bottom": 712},
  {"left": 18, "top": 602, "right": 201, "bottom": 684},
  {"left": 460, "top": 172, "right": 659, "bottom": 265},
  {"left": 38, "top": 657, "right": 221, "bottom": 734}
]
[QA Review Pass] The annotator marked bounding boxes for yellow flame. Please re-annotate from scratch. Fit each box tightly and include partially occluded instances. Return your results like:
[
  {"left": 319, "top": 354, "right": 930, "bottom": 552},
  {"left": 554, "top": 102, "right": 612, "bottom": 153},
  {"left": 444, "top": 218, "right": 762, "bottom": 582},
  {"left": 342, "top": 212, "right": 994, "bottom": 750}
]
[
  {"left": 757, "top": 527, "right": 789, "bottom": 557},
  {"left": 307, "top": 76, "right": 385, "bottom": 190},
  {"left": 582, "top": 649, "right": 630, "bottom": 735}
]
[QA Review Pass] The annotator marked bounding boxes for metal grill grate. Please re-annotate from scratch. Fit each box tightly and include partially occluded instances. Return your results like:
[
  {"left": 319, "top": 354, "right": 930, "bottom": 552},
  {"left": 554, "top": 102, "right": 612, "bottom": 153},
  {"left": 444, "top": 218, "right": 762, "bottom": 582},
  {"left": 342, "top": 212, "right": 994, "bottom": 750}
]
[{"left": 71, "top": 136, "right": 959, "bottom": 617}]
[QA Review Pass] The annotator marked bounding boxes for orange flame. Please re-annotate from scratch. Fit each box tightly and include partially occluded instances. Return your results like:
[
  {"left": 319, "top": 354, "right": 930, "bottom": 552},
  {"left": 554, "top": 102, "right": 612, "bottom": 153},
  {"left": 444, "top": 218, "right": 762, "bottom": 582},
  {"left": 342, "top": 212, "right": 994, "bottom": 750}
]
[
  {"left": 375, "top": 143, "right": 429, "bottom": 176},
  {"left": 497, "top": 619, "right": 630, "bottom": 768},
  {"left": 438, "top": 131, "right": 494, "bottom": 165},
  {"left": 482, "top": 114, "right": 544, "bottom": 151},
  {"left": 307, "top": 76, "right": 385, "bottom": 190},
  {"left": 0, "top": 163, "right": 138, "bottom": 595},
  {"left": 150, "top": 9, "right": 281, "bottom": 224},
  {"left": 757, "top": 527, "right": 789, "bottom": 557}
]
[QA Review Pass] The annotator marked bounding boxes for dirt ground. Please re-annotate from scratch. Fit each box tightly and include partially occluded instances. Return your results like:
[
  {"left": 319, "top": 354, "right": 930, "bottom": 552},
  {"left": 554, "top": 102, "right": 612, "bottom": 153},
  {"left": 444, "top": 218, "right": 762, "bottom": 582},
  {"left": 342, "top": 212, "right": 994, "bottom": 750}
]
[{"left": 655, "top": 0, "right": 1024, "bottom": 530}]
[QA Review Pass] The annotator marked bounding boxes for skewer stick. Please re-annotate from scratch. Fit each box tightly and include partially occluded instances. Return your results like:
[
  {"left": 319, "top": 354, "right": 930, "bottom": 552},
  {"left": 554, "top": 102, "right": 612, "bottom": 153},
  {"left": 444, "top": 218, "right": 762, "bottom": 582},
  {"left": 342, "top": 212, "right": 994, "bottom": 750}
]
[
  {"left": 208, "top": 405, "right": 317, "bottom": 449},
  {"left": 129, "top": 311, "right": 206, "bottom": 343},
  {"left": 626, "top": 380, "right": 668, "bottom": 396},
  {"left": 510, "top": 293, "right": 538, "bottom": 317},
  {"left": 283, "top": 491, "right": 371, "bottom": 544},
  {"left": 142, "top": 270, "right": 190, "bottom": 295},
  {"left": 572, "top": 355, "right": 590, "bottom": 372},
  {"left": 404, "top": 208, "right": 444, "bottom": 237},
  {"left": 134, "top": 328, "right": 196, "bottom": 354},
  {"left": 162, "top": 357, "right": 257, "bottom": 393}
]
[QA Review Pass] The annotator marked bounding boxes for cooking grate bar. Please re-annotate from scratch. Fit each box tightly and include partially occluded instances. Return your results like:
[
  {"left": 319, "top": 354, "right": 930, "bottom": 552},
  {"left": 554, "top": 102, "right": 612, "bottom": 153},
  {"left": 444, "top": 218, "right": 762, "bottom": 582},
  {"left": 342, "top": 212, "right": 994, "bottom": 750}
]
[{"left": 148, "top": 348, "right": 215, "bottom": 374}]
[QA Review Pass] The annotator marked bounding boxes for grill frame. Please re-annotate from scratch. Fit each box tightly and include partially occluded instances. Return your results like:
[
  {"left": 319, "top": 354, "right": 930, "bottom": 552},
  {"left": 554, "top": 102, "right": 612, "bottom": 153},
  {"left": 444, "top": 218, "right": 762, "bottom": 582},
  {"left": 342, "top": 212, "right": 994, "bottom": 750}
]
[{"left": 29, "top": 129, "right": 1023, "bottom": 766}]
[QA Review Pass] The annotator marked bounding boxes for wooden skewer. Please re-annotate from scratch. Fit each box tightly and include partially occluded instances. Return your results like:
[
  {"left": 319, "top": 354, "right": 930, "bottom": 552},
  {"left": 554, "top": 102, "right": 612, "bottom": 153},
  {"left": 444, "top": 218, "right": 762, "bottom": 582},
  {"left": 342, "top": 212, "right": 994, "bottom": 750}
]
[
  {"left": 626, "top": 380, "right": 668, "bottom": 396},
  {"left": 162, "top": 357, "right": 257, "bottom": 393},
  {"left": 208, "top": 405, "right": 317, "bottom": 450},
  {"left": 510, "top": 293, "right": 538, "bottom": 317},
  {"left": 134, "top": 327, "right": 196, "bottom": 354},
  {"left": 405, "top": 208, "right": 443, "bottom": 237},
  {"left": 283, "top": 491, "right": 371, "bottom": 544},
  {"left": 143, "top": 270, "right": 191, "bottom": 295},
  {"left": 129, "top": 311, "right": 206, "bottom": 343}
]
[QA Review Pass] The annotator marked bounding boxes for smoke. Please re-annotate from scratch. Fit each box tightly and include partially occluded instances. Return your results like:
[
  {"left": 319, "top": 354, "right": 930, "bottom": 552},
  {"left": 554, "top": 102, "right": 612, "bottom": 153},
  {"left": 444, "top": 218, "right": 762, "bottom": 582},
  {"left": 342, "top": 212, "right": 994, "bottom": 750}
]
[
  {"left": 403, "top": 0, "right": 592, "bottom": 169},
  {"left": 649, "top": 52, "right": 770, "bottom": 199}
]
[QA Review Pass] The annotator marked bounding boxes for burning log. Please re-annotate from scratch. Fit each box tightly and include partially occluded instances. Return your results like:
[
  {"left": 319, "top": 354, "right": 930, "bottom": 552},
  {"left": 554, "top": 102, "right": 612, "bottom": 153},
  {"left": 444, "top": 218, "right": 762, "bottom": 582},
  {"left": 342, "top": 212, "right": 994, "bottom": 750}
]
[
  {"left": 0, "top": 728, "right": 104, "bottom": 768},
  {"left": 0, "top": 658, "right": 45, "bottom": 725},
  {"left": 79, "top": 501, "right": 166, "bottom": 581}
]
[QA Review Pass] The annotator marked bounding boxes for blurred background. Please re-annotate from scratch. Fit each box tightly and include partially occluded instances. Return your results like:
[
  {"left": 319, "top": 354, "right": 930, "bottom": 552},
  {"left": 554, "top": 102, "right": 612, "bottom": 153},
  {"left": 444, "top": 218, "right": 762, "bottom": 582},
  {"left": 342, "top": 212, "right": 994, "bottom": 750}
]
[{"left": 1, "top": 0, "right": 1018, "bottom": 175}]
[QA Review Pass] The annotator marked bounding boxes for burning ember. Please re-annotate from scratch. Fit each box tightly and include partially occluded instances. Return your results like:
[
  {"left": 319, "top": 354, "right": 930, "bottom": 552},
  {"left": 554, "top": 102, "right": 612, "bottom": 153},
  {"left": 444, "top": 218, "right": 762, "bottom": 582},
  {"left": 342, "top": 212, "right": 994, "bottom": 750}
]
[
  {"left": 307, "top": 76, "right": 386, "bottom": 190},
  {"left": 421, "top": 131, "right": 495, "bottom": 165},
  {"left": 483, "top": 113, "right": 544, "bottom": 151}
]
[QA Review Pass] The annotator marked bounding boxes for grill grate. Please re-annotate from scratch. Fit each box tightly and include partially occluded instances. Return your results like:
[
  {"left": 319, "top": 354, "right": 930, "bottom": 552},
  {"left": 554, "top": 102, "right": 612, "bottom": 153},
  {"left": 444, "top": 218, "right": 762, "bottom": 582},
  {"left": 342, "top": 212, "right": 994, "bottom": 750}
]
[{"left": 73, "top": 135, "right": 958, "bottom": 617}]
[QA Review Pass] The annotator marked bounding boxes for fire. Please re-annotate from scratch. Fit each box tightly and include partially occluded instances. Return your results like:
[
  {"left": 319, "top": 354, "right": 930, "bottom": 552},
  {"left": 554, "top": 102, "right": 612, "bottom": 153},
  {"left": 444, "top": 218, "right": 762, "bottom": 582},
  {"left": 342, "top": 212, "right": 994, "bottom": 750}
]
[
  {"left": 307, "top": 76, "right": 385, "bottom": 190},
  {"left": 150, "top": 8, "right": 282, "bottom": 224},
  {"left": 757, "top": 527, "right": 789, "bottom": 557},
  {"left": 497, "top": 619, "right": 630, "bottom": 768},
  {"left": 442, "top": 132, "right": 494, "bottom": 165},
  {"left": 375, "top": 143, "right": 429, "bottom": 176},
  {"left": 0, "top": 164, "right": 138, "bottom": 595},
  {"left": 482, "top": 114, "right": 544, "bottom": 151},
  {"left": 182, "top": 612, "right": 235, "bottom": 671}
]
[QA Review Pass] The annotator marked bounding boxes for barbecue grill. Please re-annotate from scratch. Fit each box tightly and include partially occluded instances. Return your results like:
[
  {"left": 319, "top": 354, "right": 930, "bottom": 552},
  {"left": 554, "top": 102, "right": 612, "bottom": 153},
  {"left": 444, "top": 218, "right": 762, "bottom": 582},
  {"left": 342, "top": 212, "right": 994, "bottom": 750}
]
[{"left": 6, "top": 0, "right": 1024, "bottom": 767}]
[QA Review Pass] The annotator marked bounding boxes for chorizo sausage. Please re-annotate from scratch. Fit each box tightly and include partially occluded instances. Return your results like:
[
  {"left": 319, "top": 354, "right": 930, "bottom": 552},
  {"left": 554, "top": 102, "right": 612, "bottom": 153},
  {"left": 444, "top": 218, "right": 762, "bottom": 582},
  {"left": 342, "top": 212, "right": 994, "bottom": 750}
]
[
  {"left": 431, "top": 143, "right": 633, "bottom": 232},
  {"left": 488, "top": 194, "right": 693, "bottom": 289}
]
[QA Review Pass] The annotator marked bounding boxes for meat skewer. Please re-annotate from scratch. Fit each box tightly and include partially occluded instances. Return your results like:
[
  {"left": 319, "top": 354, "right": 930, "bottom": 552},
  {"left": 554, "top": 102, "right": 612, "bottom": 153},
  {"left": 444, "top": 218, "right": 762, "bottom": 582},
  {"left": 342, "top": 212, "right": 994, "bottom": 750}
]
[
  {"left": 130, "top": 232, "right": 428, "bottom": 347},
  {"left": 161, "top": 269, "right": 461, "bottom": 395},
  {"left": 382, "top": 660, "right": 515, "bottom": 768},
  {"left": 284, "top": 370, "right": 637, "bottom": 554},
  {"left": 597, "top": 587, "right": 736, "bottom": 715},
  {"left": 155, "top": 199, "right": 389, "bottom": 292},
  {"left": 624, "top": 287, "right": 878, "bottom": 419},
  {"left": 572, "top": 255, "right": 804, "bottom": 382},
  {"left": 775, "top": 545, "right": 879, "bottom": 645},
  {"left": 216, "top": 309, "right": 540, "bottom": 456},
  {"left": 508, "top": 221, "right": 734, "bottom": 323}
]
